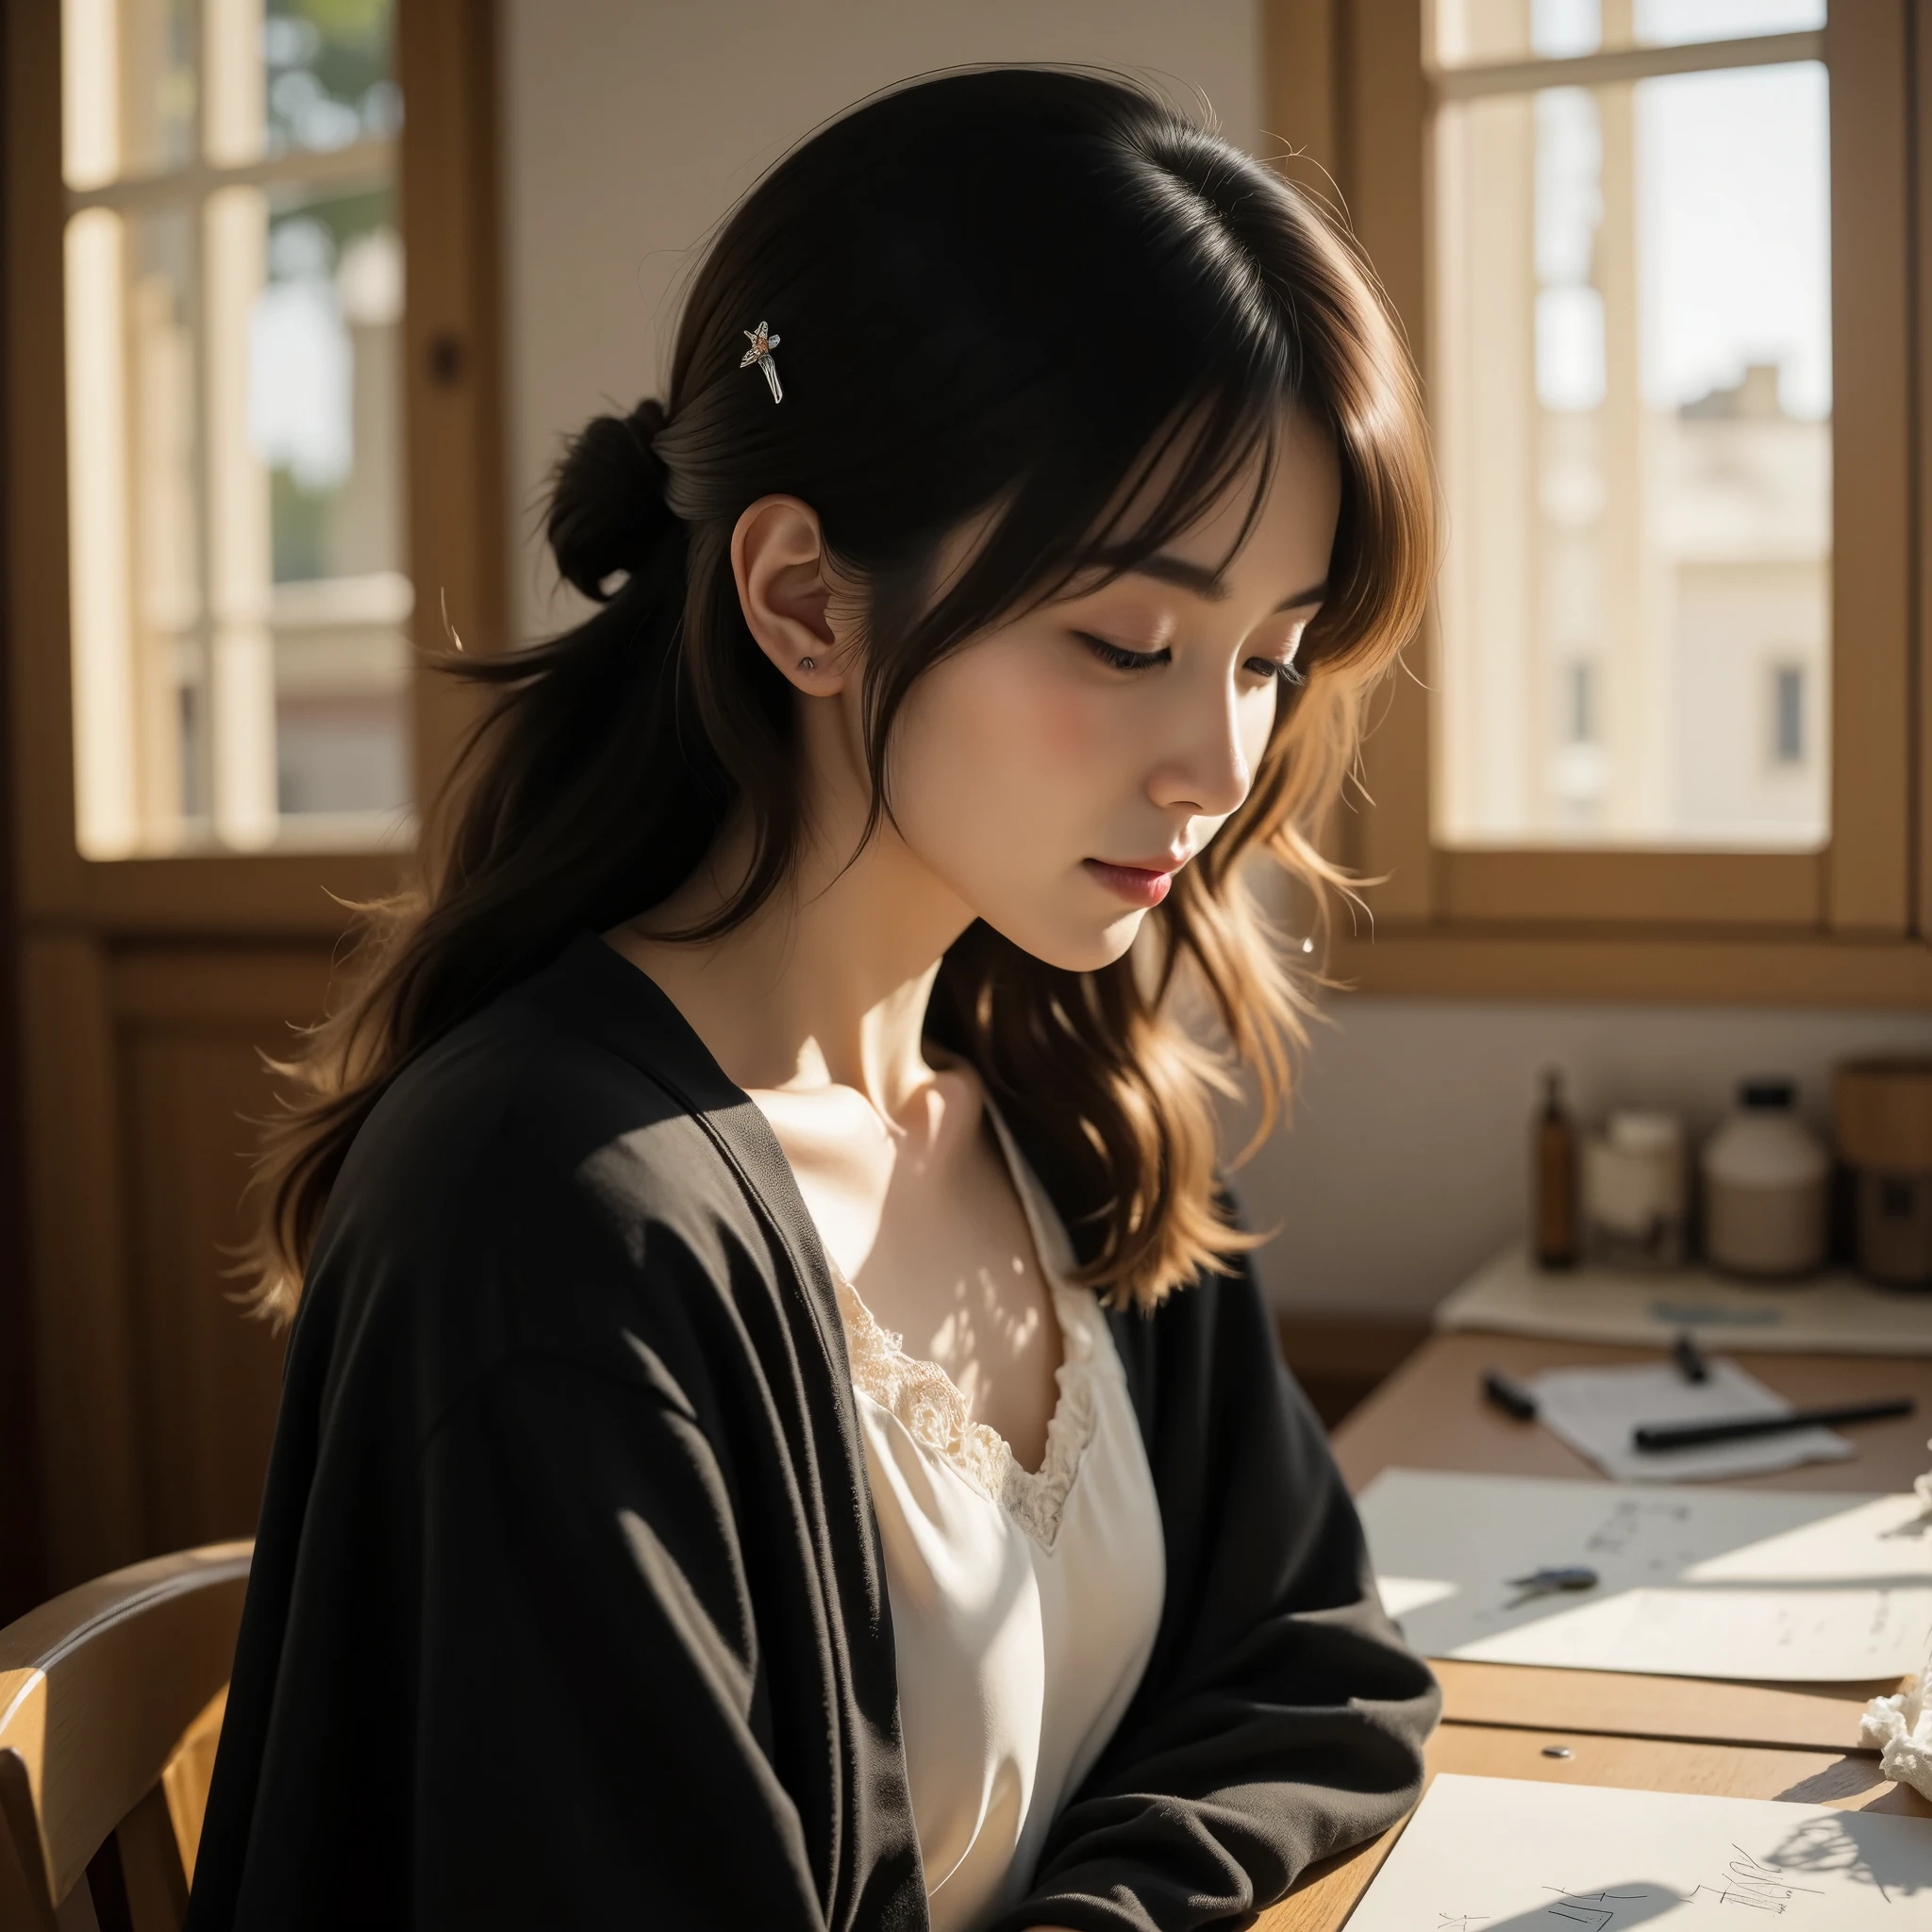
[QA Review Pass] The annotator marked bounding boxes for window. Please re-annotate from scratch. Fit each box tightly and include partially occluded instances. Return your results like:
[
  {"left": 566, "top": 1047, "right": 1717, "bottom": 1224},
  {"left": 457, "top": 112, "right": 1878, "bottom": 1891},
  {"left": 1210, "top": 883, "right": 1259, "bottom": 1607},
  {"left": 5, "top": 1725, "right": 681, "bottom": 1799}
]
[
  {"left": 1431, "top": 0, "right": 1831, "bottom": 850},
  {"left": 60, "top": 0, "right": 409, "bottom": 858},
  {"left": 7, "top": 0, "right": 500, "bottom": 1589},
  {"left": 1276, "top": 0, "right": 1928, "bottom": 1001}
]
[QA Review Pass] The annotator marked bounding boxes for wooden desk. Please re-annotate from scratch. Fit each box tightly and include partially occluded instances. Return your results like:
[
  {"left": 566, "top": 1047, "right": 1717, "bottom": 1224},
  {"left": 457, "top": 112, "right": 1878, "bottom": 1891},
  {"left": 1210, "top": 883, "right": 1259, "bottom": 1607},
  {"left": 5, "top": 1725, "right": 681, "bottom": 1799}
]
[
  {"left": 1330, "top": 1332, "right": 1932, "bottom": 1751},
  {"left": 1244, "top": 1331, "right": 1932, "bottom": 1928},
  {"left": 1256, "top": 1720, "right": 1932, "bottom": 1932}
]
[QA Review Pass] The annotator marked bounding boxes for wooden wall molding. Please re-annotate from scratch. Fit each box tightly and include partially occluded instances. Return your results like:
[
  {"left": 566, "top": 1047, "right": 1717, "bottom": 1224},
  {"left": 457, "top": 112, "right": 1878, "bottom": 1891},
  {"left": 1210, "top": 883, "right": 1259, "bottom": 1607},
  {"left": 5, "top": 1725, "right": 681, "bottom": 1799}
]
[
  {"left": 17, "top": 935, "right": 142, "bottom": 1584},
  {"left": 1275, "top": 1310, "right": 1430, "bottom": 1428},
  {"left": 1328, "top": 926, "right": 1932, "bottom": 1007}
]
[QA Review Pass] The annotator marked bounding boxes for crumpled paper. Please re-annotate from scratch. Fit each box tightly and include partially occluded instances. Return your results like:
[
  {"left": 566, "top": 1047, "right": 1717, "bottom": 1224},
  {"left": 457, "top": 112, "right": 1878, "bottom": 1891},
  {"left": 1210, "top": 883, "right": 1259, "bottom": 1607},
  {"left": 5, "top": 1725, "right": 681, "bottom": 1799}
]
[{"left": 1860, "top": 1454, "right": 1932, "bottom": 1797}]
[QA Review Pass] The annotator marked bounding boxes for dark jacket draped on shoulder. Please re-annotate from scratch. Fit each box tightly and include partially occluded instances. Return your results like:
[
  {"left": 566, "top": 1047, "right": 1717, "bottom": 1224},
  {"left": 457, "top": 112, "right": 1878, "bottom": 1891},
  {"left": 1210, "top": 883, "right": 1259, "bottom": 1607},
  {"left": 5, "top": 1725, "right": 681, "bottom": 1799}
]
[{"left": 182, "top": 933, "right": 1438, "bottom": 1932}]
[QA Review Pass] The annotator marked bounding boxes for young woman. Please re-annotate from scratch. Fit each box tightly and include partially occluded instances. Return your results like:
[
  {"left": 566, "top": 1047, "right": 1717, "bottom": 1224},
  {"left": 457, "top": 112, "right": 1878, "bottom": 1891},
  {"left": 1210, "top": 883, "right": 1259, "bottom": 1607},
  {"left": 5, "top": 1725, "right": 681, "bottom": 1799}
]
[{"left": 185, "top": 69, "right": 1439, "bottom": 1932}]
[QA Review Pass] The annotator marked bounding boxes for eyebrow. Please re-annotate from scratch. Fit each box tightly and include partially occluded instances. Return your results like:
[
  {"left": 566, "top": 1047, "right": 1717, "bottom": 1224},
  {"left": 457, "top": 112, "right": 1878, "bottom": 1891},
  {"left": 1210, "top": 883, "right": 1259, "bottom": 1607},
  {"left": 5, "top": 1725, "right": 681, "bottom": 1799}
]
[{"left": 1126, "top": 554, "right": 1329, "bottom": 613}]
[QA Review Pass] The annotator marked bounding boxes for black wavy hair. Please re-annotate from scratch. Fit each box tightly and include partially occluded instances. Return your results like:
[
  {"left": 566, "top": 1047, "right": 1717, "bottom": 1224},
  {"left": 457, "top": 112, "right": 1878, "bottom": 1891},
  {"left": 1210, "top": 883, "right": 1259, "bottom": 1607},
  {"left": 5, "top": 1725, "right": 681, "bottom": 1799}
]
[{"left": 245, "top": 67, "right": 1436, "bottom": 1316}]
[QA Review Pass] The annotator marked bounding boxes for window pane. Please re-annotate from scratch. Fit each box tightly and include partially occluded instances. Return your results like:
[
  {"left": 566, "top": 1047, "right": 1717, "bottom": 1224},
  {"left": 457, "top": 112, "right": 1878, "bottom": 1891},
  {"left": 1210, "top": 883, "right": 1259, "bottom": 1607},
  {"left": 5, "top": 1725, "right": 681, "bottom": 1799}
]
[
  {"left": 258, "top": 185, "right": 410, "bottom": 828},
  {"left": 65, "top": 206, "right": 211, "bottom": 856},
  {"left": 263, "top": 0, "right": 399, "bottom": 160},
  {"left": 201, "top": 0, "right": 397, "bottom": 168},
  {"left": 1431, "top": 0, "right": 1824, "bottom": 68},
  {"left": 1432, "top": 62, "right": 1831, "bottom": 848},
  {"left": 61, "top": 0, "right": 409, "bottom": 857}
]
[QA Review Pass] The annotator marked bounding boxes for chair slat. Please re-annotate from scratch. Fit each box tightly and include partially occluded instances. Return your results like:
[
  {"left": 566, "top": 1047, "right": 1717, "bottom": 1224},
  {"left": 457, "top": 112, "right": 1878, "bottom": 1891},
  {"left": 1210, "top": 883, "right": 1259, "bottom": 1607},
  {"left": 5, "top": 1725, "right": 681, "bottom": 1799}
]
[{"left": 109, "top": 1787, "right": 187, "bottom": 1932}]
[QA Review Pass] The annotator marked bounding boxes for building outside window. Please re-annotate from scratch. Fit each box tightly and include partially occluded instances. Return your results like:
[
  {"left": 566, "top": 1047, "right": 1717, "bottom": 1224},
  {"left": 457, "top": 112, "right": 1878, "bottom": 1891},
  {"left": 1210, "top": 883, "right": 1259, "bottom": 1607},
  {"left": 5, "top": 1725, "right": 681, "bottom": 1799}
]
[
  {"left": 1772, "top": 661, "right": 1807, "bottom": 766},
  {"left": 61, "top": 0, "right": 408, "bottom": 858}
]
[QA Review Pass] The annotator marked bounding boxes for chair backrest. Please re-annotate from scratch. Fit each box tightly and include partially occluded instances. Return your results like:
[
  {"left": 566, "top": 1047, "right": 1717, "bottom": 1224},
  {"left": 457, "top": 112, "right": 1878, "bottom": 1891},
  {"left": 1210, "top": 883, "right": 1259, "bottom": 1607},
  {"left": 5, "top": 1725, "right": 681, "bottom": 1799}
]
[{"left": 0, "top": 1544, "right": 250, "bottom": 1932}]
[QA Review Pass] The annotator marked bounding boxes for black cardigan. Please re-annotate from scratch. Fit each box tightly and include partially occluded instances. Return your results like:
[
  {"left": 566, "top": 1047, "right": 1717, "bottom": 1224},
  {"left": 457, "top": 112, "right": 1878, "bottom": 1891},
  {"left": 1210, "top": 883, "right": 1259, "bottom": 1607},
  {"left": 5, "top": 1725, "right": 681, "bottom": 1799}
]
[{"left": 183, "top": 934, "right": 1438, "bottom": 1931}]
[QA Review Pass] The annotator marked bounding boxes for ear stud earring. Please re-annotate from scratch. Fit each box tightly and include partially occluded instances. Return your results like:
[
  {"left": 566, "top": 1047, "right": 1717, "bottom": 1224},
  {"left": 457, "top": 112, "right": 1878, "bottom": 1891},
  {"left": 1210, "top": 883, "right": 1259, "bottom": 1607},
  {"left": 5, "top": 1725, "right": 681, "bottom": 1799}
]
[{"left": 798, "top": 656, "right": 816, "bottom": 672}]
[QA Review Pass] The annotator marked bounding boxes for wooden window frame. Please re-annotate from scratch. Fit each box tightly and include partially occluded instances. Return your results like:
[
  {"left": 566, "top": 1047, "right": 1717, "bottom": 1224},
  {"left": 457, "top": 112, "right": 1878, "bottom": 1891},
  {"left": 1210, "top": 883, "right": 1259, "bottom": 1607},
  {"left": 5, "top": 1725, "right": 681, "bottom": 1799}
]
[
  {"left": 4, "top": 0, "right": 505, "bottom": 1589},
  {"left": 1265, "top": 0, "right": 1932, "bottom": 1006},
  {"left": 1, "top": 0, "right": 505, "bottom": 943}
]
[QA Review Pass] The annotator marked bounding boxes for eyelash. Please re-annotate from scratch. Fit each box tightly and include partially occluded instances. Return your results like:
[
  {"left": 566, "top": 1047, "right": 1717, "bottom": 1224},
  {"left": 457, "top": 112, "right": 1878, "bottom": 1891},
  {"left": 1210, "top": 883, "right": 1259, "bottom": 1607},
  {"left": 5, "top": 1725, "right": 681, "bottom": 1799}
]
[{"left": 1075, "top": 633, "right": 1306, "bottom": 687}]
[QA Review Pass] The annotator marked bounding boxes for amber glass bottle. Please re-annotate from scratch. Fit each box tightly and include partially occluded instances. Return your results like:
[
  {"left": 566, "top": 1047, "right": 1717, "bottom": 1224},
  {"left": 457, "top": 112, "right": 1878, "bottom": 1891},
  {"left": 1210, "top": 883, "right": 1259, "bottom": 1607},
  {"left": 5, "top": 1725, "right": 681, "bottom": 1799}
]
[{"left": 1535, "top": 1068, "right": 1580, "bottom": 1270}]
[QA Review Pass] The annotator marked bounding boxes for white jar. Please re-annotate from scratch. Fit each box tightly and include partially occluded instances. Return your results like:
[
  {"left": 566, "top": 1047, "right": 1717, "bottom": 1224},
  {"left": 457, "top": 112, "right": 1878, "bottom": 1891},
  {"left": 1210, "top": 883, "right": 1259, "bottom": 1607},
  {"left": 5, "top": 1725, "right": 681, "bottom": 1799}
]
[
  {"left": 1583, "top": 1110, "right": 1688, "bottom": 1270},
  {"left": 1702, "top": 1078, "right": 1829, "bottom": 1278}
]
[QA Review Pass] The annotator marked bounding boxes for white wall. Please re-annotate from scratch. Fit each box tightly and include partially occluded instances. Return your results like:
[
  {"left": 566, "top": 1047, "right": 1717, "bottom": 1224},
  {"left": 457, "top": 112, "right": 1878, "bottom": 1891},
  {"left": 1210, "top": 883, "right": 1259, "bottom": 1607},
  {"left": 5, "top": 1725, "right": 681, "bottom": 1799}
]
[
  {"left": 498, "top": 0, "right": 1261, "bottom": 645},
  {"left": 1232, "top": 995, "right": 1932, "bottom": 1319},
  {"left": 495, "top": 3, "right": 1931, "bottom": 1325}
]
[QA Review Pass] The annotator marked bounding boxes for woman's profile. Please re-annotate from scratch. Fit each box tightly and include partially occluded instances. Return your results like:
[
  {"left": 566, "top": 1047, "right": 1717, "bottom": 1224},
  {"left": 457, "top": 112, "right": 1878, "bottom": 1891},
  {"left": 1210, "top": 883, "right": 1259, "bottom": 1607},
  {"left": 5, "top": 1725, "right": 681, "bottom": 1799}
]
[{"left": 185, "top": 68, "right": 1441, "bottom": 1932}]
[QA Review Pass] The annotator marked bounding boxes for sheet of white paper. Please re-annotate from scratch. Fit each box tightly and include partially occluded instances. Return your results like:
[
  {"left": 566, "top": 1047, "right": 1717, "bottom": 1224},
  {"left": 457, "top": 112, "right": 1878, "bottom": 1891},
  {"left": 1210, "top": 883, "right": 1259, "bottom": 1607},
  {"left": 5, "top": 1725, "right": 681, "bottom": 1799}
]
[
  {"left": 1345, "top": 1774, "right": 1932, "bottom": 1929},
  {"left": 1361, "top": 1468, "right": 1932, "bottom": 1680},
  {"left": 1529, "top": 1357, "right": 1854, "bottom": 1481}
]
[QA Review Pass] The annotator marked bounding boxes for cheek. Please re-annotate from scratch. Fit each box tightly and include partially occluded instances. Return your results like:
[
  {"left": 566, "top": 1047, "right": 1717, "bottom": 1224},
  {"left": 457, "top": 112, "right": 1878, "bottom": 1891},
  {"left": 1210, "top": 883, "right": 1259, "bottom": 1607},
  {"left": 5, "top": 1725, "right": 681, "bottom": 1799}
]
[
  {"left": 924, "top": 654, "right": 1097, "bottom": 800},
  {"left": 889, "top": 644, "right": 1124, "bottom": 871},
  {"left": 955, "top": 633, "right": 1108, "bottom": 770},
  {"left": 1011, "top": 675, "right": 1112, "bottom": 774}
]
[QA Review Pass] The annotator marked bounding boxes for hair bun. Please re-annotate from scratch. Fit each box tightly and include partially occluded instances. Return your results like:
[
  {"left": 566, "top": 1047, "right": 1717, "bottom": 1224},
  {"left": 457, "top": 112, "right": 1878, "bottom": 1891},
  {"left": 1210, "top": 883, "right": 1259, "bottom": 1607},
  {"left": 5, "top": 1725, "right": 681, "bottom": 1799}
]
[{"left": 547, "top": 397, "right": 680, "bottom": 601}]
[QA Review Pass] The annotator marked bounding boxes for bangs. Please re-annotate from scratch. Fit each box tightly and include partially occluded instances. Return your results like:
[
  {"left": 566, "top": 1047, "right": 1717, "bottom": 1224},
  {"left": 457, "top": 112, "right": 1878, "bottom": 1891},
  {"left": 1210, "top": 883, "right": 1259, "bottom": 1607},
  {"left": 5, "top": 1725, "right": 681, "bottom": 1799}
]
[
  {"left": 917, "top": 389, "right": 1288, "bottom": 658},
  {"left": 868, "top": 265, "right": 1305, "bottom": 684}
]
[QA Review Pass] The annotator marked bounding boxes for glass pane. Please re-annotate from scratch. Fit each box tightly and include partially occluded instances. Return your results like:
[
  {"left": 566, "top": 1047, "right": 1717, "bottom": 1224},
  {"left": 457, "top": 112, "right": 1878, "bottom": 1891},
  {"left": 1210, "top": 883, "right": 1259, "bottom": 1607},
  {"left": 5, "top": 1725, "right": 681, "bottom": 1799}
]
[
  {"left": 201, "top": 0, "right": 397, "bottom": 168},
  {"left": 1432, "top": 0, "right": 1824, "bottom": 69},
  {"left": 60, "top": 0, "right": 408, "bottom": 856},
  {"left": 263, "top": 0, "right": 398, "bottom": 160},
  {"left": 256, "top": 184, "right": 411, "bottom": 830},
  {"left": 1432, "top": 62, "right": 1831, "bottom": 848},
  {"left": 62, "top": 0, "right": 195, "bottom": 189},
  {"left": 66, "top": 206, "right": 212, "bottom": 857}
]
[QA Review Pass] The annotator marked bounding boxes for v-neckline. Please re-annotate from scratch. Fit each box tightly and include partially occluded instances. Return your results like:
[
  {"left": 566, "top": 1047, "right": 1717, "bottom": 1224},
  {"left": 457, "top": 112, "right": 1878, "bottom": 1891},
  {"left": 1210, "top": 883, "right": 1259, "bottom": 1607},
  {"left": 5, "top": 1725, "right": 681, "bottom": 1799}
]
[{"left": 829, "top": 1109, "right": 1103, "bottom": 1547}]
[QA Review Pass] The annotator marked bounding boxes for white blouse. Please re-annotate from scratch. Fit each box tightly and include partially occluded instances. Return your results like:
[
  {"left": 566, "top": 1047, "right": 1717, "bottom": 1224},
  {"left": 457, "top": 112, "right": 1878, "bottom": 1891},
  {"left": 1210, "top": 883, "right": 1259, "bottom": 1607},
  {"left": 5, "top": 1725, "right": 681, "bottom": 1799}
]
[{"left": 830, "top": 1117, "right": 1166, "bottom": 1932}]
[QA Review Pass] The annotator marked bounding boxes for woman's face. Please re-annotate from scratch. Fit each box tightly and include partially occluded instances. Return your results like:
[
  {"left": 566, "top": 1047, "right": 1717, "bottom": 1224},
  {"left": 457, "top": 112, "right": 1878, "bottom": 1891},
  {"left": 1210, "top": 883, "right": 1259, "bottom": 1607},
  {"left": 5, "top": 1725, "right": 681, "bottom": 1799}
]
[{"left": 884, "top": 414, "right": 1341, "bottom": 973}]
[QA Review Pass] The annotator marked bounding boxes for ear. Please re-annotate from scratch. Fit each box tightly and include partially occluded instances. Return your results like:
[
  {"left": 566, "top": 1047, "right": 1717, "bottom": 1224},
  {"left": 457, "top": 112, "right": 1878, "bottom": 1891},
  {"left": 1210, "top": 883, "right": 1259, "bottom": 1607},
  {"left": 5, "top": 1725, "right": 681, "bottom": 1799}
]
[{"left": 731, "top": 495, "right": 849, "bottom": 694}]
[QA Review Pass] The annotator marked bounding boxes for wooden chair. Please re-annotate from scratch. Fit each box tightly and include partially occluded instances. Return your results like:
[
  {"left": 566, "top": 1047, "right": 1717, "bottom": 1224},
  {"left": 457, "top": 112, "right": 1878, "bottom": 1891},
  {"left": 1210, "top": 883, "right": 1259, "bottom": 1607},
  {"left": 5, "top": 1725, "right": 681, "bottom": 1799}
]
[{"left": 0, "top": 1544, "right": 250, "bottom": 1932}]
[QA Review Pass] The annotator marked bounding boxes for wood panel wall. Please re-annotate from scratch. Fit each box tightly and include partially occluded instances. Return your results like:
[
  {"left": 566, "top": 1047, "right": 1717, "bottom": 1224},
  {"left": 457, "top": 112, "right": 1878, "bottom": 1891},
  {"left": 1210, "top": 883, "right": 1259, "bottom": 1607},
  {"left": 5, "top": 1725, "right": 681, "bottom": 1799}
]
[
  {"left": 22, "top": 945, "right": 338, "bottom": 1584},
  {"left": 114, "top": 951, "right": 341, "bottom": 1555}
]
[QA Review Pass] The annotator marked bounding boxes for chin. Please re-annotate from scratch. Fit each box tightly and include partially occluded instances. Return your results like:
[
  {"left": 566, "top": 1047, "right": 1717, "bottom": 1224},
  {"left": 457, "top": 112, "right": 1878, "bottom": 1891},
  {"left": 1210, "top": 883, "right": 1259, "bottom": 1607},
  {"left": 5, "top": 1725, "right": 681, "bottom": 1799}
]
[{"left": 992, "top": 908, "right": 1145, "bottom": 974}]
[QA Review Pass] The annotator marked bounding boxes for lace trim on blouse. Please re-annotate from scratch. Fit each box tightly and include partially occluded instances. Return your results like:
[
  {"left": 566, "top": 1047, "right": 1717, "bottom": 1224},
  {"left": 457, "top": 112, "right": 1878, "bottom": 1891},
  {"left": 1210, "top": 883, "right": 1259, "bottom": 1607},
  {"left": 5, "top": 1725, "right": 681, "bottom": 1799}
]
[{"left": 833, "top": 1267, "right": 1101, "bottom": 1552}]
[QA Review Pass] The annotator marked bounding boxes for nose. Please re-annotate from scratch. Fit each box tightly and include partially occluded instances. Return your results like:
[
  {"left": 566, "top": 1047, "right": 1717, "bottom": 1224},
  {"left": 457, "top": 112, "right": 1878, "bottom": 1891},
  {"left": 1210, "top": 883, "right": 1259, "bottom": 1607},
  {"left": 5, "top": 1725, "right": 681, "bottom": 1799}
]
[{"left": 1146, "top": 670, "right": 1254, "bottom": 821}]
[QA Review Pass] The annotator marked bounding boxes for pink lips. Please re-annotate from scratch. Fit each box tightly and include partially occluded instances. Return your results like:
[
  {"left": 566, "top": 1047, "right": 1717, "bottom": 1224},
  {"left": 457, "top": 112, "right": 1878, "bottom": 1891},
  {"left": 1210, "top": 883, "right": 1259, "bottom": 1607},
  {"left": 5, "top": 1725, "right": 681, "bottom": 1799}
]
[{"left": 1083, "top": 858, "right": 1176, "bottom": 908}]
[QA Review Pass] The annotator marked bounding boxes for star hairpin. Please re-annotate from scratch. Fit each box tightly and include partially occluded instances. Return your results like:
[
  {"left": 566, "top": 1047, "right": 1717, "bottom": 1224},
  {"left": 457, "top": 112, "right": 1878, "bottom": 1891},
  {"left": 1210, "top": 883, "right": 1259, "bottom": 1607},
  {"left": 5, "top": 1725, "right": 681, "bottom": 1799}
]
[{"left": 740, "top": 321, "right": 783, "bottom": 403}]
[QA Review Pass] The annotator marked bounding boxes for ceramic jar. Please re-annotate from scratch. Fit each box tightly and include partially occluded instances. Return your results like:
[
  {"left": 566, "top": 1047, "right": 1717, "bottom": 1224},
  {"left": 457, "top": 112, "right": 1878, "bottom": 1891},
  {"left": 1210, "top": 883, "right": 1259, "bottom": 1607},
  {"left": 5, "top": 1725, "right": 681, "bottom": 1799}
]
[{"left": 1583, "top": 1110, "right": 1687, "bottom": 1271}]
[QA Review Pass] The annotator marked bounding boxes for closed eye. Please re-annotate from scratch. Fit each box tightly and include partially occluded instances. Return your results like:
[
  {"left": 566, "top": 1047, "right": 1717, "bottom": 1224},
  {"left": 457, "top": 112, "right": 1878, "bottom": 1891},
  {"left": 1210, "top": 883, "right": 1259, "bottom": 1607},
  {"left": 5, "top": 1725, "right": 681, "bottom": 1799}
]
[
  {"left": 1076, "top": 632, "right": 1170, "bottom": 673},
  {"left": 1248, "top": 657, "right": 1306, "bottom": 688}
]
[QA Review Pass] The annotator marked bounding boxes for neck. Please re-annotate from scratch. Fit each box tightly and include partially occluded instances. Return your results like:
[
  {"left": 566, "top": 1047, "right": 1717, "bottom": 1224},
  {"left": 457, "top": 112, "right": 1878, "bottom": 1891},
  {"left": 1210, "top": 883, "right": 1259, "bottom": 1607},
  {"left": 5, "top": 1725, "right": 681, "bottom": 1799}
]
[{"left": 613, "top": 797, "right": 974, "bottom": 1119}]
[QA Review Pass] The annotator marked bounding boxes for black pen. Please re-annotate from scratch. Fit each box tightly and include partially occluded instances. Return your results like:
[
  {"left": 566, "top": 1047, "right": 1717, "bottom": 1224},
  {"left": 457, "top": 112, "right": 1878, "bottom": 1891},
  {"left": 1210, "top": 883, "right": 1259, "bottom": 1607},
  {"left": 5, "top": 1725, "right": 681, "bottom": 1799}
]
[
  {"left": 1672, "top": 1332, "right": 1709, "bottom": 1383},
  {"left": 1482, "top": 1369, "right": 1539, "bottom": 1421},
  {"left": 1633, "top": 1396, "right": 1916, "bottom": 1453}
]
